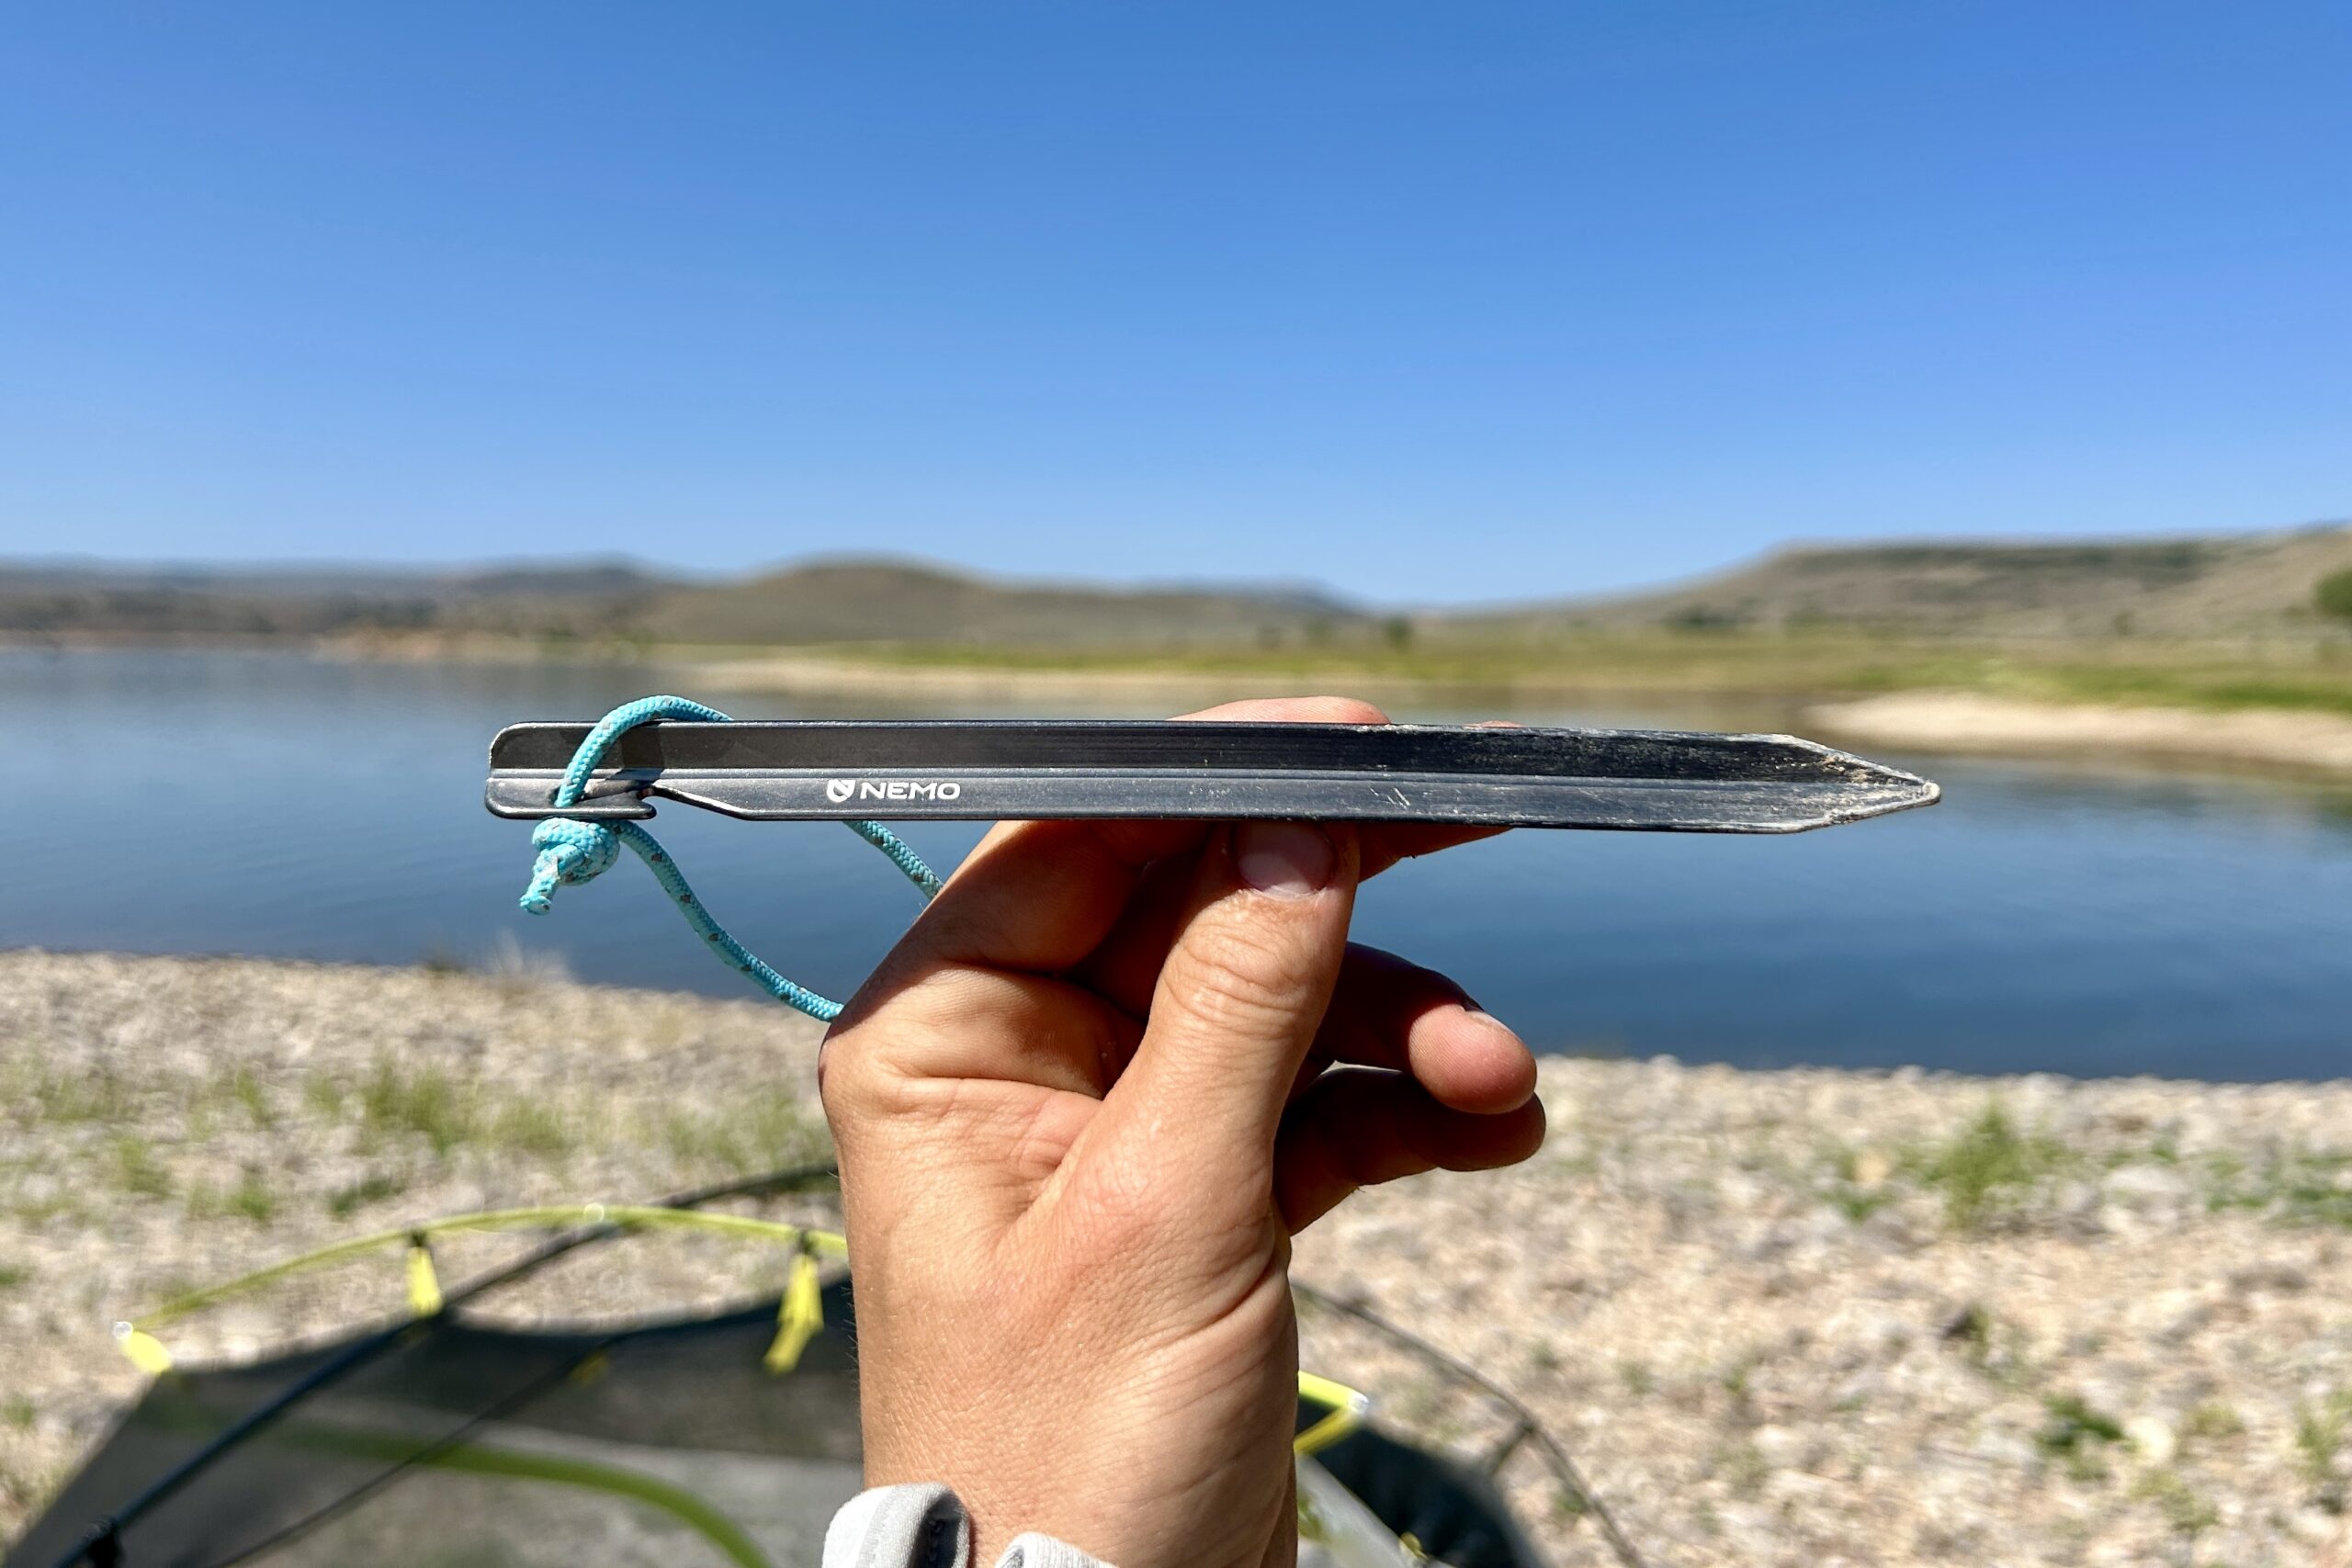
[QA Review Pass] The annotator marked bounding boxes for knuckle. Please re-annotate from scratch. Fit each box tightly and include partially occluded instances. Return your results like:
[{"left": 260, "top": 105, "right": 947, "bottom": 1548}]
[
  {"left": 1166, "top": 930, "right": 1313, "bottom": 1036},
  {"left": 817, "top": 1026, "right": 928, "bottom": 1126},
  {"left": 815, "top": 1038, "right": 881, "bottom": 1126}
]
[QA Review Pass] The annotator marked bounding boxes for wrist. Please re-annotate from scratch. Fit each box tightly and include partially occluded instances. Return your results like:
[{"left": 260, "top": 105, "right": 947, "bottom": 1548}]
[{"left": 823, "top": 1483, "right": 1125, "bottom": 1568}]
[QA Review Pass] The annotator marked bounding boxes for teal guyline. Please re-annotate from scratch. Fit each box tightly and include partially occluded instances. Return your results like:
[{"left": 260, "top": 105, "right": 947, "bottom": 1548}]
[{"left": 516, "top": 694, "right": 942, "bottom": 1021}]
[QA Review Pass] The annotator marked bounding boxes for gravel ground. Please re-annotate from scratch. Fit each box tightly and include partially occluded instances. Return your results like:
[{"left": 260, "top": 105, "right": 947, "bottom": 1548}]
[{"left": 6, "top": 950, "right": 2352, "bottom": 1566}]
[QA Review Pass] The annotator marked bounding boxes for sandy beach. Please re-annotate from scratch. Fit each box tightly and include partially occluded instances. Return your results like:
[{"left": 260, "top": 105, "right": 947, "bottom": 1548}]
[
  {"left": 1809, "top": 691, "right": 2352, "bottom": 776},
  {"left": 6, "top": 951, "right": 2352, "bottom": 1565}
]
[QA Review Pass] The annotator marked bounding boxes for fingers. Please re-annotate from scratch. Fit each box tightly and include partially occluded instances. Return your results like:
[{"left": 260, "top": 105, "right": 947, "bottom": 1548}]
[
  {"left": 871, "top": 697, "right": 1402, "bottom": 976},
  {"left": 1172, "top": 699, "right": 1506, "bottom": 874},
  {"left": 1273, "top": 1068, "right": 1547, "bottom": 1233},
  {"left": 1171, "top": 695, "right": 1392, "bottom": 726},
  {"left": 1305, "top": 946, "right": 1537, "bottom": 1114},
  {"left": 1076, "top": 828, "right": 1505, "bottom": 1017},
  {"left": 895, "top": 818, "right": 1206, "bottom": 974},
  {"left": 1100, "top": 821, "right": 1361, "bottom": 1169},
  {"left": 1054, "top": 941, "right": 1539, "bottom": 1115},
  {"left": 1072, "top": 704, "right": 1517, "bottom": 1010},
  {"left": 1066, "top": 852, "right": 1208, "bottom": 1018},
  {"left": 826, "top": 964, "right": 1140, "bottom": 1100}
]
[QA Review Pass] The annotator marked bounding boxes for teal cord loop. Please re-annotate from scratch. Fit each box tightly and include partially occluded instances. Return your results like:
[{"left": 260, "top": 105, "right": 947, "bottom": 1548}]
[{"left": 516, "top": 694, "right": 940, "bottom": 1021}]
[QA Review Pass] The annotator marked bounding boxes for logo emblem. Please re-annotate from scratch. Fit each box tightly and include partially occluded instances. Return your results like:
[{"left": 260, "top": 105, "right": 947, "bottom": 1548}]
[{"left": 825, "top": 779, "right": 855, "bottom": 803}]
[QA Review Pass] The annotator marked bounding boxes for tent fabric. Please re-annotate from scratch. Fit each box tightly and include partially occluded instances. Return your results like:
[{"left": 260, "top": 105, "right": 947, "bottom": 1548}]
[{"left": 11, "top": 1280, "right": 1540, "bottom": 1568}]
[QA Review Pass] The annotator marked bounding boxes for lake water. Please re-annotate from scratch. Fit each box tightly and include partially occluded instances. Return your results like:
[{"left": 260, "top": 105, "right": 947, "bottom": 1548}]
[{"left": 5, "top": 647, "right": 2347, "bottom": 1081}]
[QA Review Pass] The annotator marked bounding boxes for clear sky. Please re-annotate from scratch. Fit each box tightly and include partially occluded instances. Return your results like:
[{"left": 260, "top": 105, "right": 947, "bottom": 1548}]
[{"left": 2, "top": 3, "right": 2344, "bottom": 604}]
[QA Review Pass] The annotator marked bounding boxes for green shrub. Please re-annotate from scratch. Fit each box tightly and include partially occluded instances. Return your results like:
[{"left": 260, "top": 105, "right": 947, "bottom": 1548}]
[
  {"left": 2318, "top": 568, "right": 2352, "bottom": 621},
  {"left": 110, "top": 1135, "right": 173, "bottom": 1200},
  {"left": 360, "top": 1058, "right": 475, "bottom": 1156},
  {"left": 2038, "top": 1393, "right": 2125, "bottom": 1453},
  {"left": 1910, "top": 1101, "right": 2068, "bottom": 1231}
]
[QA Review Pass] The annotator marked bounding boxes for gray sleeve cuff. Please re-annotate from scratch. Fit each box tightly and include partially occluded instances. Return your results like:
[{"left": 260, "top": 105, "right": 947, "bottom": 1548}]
[
  {"left": 823, "top": 1484, "right": 1114, "bottom": 1568},
  {"left": 823, "top": 1483, "right": 969, "bottom": 1568}
]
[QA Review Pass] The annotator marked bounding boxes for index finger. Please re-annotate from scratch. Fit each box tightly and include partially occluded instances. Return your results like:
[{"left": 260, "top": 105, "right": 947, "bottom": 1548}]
[
  {"left": 1173, "top": 697, "right": 1513, "bottom": 873},
  {"left": 889, "top": 697, "right": 1511, "bottom": 975}
]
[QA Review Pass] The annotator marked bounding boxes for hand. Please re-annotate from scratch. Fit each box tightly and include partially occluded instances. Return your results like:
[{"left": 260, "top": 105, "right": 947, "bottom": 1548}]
[{"left": 819, "top": 698, "right": 1547, "bottom": 1568}]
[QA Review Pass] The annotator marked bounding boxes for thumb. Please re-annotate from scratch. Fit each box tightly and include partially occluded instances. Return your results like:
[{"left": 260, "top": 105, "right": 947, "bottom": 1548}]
[{"left": 1101, "top": 822, "right": 1360, "bottom": 1174}]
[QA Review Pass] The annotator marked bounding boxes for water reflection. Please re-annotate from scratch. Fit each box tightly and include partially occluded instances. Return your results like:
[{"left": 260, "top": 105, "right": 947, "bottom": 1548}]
[{"left": 4, "top": 648, "right": 2346, "bottom": 1081}]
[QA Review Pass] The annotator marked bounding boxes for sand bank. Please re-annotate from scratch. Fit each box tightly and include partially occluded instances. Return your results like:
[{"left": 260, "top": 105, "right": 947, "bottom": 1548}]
[{"left": 1810, "top": 690, "right": 2352, "bottom": 775}]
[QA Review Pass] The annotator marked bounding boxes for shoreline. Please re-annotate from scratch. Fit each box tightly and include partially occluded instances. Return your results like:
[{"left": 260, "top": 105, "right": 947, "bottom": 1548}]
[
  {"left": 13, "top": 633, "right": 2352, "bottom": 776},
  {"left": 7, "top": 952, "right": 2352, "bottom": 1562},
  {"left": 684, "top": 651, "right": 1546, "bottom": 707},
  {"left": 1808, "top": 690, "right": 2352, "bottom": 776}
]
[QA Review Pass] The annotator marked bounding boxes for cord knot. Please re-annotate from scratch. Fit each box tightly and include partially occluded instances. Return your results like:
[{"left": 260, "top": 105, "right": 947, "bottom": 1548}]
[
  {"left": 519, "top": 817, "right": 620, "bottom": 914},
  {"left": 510, "top": 694, "right": 939, "bottom": 1020}
]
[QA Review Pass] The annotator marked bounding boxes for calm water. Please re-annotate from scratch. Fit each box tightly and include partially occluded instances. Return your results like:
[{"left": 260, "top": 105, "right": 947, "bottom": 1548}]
[{"left": 6, "top": 648, "right": 2348, "bottom": 1081}]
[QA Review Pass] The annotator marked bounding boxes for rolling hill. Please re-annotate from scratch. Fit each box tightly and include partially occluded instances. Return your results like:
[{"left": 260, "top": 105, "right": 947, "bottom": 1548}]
[
  {"left": 1482, "top": 524, "right": 2352, "bottom": 638},
  {"left": 0, "top": 557, "right": 1371, "bottom": 647},
  {"left": 0, "top": 559, "right": 673, "bottom": 640},
  {"left": 6, "top": 524, "right": 2348, "bottom": 648},
  {"left": 626, "top": 559, "right": 1367, "bottom": 646}
]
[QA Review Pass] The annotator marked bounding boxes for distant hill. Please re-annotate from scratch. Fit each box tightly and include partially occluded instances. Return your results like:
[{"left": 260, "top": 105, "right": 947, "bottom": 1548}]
[
  {"left": 0, "top": 556, "right": 1371, "bottom": 647},
  {"left": 0, "top": 559, "right": 675, "bottom": 640},
  {"left": 6, "top": 525, "right": 2348, "bottom": 647},
  {"left": 628, "top": 559, "right": 1366, "bottom": 646},
  {"left": 1476, "top": 524, "right": 2352, "bottom": 637}
]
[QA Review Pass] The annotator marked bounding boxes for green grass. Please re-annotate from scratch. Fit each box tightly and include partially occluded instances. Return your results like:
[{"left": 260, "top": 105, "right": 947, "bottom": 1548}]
[
  {"left": 1713, "top": 1439, "right": 1769, "bottom": 1499},
  {"left": 2180, "top": 1399, "right": 2244, "bottom": 1445},
  {"left": 2319, "top": 568, "right": 2352, "bottom": 621},
  {"left": 2132, "top": 1469, "right": 2221, "bottom": 1537},
  {"left": 227, "top": 1169, "right": 277, "bottom": 1224},
  {"left": 2038, "top": 1393, "right": 2125, "bottom": 1452},
  {"left": 1815, "top": 1142, "right": 1898, "bottom": 1223},
  {"left": 109, "top": 1135, "right": 173, "bottom": 1201},
  {"left": 222, "top": 1066, "right": 276, "bottom": 1129},
  {"left": 326, "top": 1170, "right": 409, "bottom": 1219},
  {"left": 7, "top": 1066, "right": 135, "bottom": 1127},
  {"left": 1905, "top": 1101, "right": 2073, "bottom": 1232},
  {"left": 740, "top": 629, "right": 2352, "bottom": 717},
  {"left": 0, "top": 1263, "right": 26, "bottom": 1292},
  {"left": 2296, "top": 1390, "right": 2352, "bottom": 1506},
  {"left": 1715, "top": 1348, "right": 1764, "bottom": 1404},
  {"left": 486, "top": 1100, "right": 574, "bottom": 1159},
  {"left": 184, "top": 1169, "right": 278, "bottom": 1224},
  {"left": 302, "top": 1074, "right": 346, "bottom": 1118},
  {"left": 335, "top": 1059, "right": 591, "bottom": 1164},
  {"left": 661, "top": 1090, "right": 830, "bottom": 1177},
  {"left": 1999, "top": 661, "right": 2352, "bottom": 717},
  {"left": 359, "top": 1059, "right": 476, "bottom": 1156},
  {"left": 2204, "top": 1146, "right": 2352, "bottom": 1228},
  {"left": 2038, "top": 1393, "right": 2126, "bottom": 1481}
]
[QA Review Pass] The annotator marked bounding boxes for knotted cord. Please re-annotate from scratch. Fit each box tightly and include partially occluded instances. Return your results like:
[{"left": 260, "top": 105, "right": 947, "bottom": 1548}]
[{"left": 516, "top": 694, "right": 941, "bottom": 1021}]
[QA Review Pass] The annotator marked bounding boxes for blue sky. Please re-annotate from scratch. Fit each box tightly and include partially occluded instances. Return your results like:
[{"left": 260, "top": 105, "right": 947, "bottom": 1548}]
[{"left": 1, "top": 3, "right": 2344, "bottom": 604}]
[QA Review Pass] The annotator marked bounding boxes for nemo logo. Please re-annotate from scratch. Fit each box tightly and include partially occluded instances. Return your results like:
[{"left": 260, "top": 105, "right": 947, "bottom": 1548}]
[{"left": 824, "top": 779, "right": 962, "bottom": 803}]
